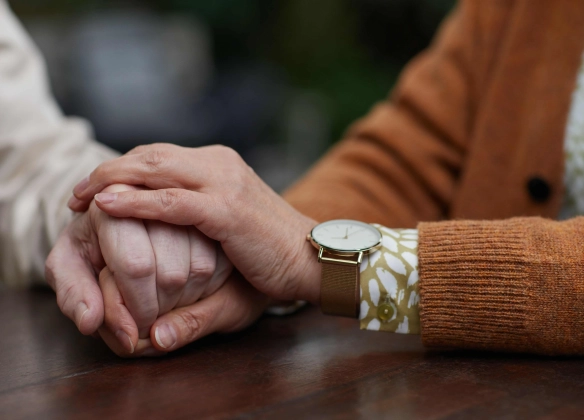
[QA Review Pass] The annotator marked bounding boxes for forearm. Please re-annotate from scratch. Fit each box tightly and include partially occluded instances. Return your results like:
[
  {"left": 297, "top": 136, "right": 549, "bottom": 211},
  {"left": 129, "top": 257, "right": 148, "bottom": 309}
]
[
  {"left": 314, "top": 216, "right": 584, "bottom": 357},
  {"left": 283, "top": 1, "right": 476, "bottom": 227},
  {"left": 418, "top": 217, "right": 584, "bottom": 356},
  {"left": 0, "top": 1, "right": 118, "bottom": 287}
]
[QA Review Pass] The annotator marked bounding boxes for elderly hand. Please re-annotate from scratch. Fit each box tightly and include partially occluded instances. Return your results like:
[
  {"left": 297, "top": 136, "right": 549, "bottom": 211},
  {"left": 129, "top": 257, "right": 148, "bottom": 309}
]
[
  {"left": 99, "top": 266, "right": 270, "bottom": 354},
  {"left": 69, "top": 144, "right": 321, "bottom": 311},
  {"left": 47, "top": 183, "right": 233, "bottom": 357}
]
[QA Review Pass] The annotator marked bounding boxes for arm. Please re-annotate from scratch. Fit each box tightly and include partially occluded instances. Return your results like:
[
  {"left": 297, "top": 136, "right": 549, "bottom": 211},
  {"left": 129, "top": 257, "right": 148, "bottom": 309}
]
[
  {"left": 283, "top": 0, "right": 584, "bottom": 355},
  {"left": 67, "top": 142, "right": 584, "bottom": 356},
  {"left": 418, "top": 217, "right": 584, "bottom": 355},
  {"left": 1, "top": 3, "right": 236, "bottom": 357},
  {"left": 283, "top": 0, "right": 484, "bottom": 226},
  {"left": 67, "top": 0, "right": 584, "bottom": 355},
  {"left": 0, "top": 0, "right": 117, "bottom": 286}
]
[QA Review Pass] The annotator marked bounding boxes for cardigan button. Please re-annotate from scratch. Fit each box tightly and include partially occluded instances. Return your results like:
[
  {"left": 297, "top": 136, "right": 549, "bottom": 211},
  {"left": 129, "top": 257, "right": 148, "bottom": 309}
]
[
  {"left": 377, "top": 303, "right": 394, "bottom": 322},
  {"left": 527, "top": 177, "right": 551, "bottom": 203}
]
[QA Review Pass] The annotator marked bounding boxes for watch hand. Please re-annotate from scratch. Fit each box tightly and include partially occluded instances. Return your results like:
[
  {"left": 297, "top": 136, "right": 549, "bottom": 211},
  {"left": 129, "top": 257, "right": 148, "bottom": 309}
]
[
  {"left": 347, "top": 228, "right": 365, "bottom": 237},
  {"left": 344, "top": 227, "right": 348, "bottom": 239}
]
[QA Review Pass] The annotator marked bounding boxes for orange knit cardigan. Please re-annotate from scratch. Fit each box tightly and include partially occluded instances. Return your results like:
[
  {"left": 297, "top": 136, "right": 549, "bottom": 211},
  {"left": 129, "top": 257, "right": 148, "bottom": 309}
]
[{"left": 284, "top": 0, "right": 584, "bottom": 355}]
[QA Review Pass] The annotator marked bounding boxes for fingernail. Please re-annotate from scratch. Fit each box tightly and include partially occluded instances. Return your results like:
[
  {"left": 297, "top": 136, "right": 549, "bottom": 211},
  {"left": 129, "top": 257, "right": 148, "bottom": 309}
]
[
  {"left": 73, "top": 176, "right": 89, "bottom": 195},
  {"left": 75, "top": 302, "right": 88, "bottom": 328},
  {"left": 115, "top": 330, "right": 134, "bottom": 354},
  {"left": 95, "top": 193, "right": 117, "bottom": 204},
  {"left": 154, "top": 324, "right": 177, "bottom": 349}
]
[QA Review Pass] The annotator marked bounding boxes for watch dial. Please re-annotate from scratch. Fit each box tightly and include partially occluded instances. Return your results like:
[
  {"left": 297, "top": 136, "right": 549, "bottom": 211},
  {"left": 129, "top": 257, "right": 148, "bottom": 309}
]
[{"left": 311, "top": 220, "right": 381, "bottom": 251}]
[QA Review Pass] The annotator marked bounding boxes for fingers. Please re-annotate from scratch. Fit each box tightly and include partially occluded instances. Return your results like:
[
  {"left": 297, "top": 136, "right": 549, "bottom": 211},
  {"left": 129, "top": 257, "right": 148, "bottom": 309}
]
[
  {"left": 199, "top": 244, "right": 233, "bottom": 299},
  {"left": 93, "top": 189, "right": 223, "bottom": 239},
  {"left": 68, "top": 144, "right": 245, "bottom": 212},
  {"left": 98, "top": 267, "right": 165, "bottom": 358},
  {"left": 143, "top": 220, "right": 190, "bottom": 315},
  {"left": 97, "top": 327, "right": 166, "bottom": 358},
  {"left": 174, "top": 227, "right": 224, "bottom": 308},
  {"left": 150, "top": 273, "right": 269, "bottom": 352},
  {"left": 98, "top": 267, "right": 138, "bottom": 354},
  {"left": 173, "top": 227, "right": 217, "bottom": 307},
  {"left": 45, "top": 229, "right": 104, "bottom": 336},
  {"left": 95, "top": 212, "right": 158, "bottom": 338},
  {"left": 67, "top": 194, "right": 90, "bottom": 213},
  {"left": 69, "top": 145, "right": 192, "bottom": 212}
]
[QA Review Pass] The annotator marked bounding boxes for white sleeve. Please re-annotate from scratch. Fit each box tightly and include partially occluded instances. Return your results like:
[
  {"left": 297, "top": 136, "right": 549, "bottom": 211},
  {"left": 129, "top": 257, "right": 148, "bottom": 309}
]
[{"left": 0, "top": 0, "right": 119, "bottom": 287}]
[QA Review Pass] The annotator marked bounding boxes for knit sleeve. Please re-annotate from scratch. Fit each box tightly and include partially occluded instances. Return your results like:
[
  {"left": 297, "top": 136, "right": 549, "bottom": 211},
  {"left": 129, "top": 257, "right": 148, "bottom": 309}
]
[
  {"left": 283, "top": 0, "right": 486, "bottom": 227},
  {"left": 359, "top": 226, "right": 420, "bottom": 334},
  {"left": 418, "top": 217, "right": 584, "bottom": 356}
]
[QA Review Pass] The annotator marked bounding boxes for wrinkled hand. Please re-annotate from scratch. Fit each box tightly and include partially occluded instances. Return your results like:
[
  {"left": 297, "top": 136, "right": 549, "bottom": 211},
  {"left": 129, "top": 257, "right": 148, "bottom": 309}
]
[
  {"left": 98, "top": 267, "right": 269, "bottom": 355},
  {"left": 69, "top": 144, "right": 321, "bottom": 309},
  {"left": 47, "top": 183, "right": 233, "bottom": 357}
]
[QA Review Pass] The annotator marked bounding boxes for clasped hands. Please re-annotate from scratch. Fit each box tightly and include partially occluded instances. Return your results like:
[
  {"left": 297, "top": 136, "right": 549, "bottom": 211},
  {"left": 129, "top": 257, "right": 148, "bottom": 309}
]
[{"left": 46, "top": 144, "right": 320, "bottom": 357}]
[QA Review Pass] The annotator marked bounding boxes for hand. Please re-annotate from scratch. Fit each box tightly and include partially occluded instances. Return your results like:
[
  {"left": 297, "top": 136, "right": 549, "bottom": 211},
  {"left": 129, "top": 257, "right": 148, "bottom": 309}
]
[
  {"left": 68, "top": 144, "right": 321, "bottom": 306},
  {"left": 99, "top": 267, "right": 270, "bottom": 354},
  {"left": 46, "top": 183, "right": 233, "bottom": 356}
]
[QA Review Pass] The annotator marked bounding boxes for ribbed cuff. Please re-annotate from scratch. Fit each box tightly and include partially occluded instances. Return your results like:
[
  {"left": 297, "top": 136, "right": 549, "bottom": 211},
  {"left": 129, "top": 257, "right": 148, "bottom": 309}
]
[{"left": 418, "top": 219, "right": 530, "bottom": 352}]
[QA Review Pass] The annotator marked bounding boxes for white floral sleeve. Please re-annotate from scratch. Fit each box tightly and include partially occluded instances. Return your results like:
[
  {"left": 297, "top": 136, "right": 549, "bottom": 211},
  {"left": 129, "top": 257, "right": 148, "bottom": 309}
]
[{"left": 359, "top": 226, "right": 420, "bottom": 334}]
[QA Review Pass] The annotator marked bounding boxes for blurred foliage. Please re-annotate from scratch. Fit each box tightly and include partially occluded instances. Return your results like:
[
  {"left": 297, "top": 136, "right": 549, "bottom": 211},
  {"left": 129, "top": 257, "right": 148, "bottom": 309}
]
[{"left": 12, "top": 0, "right": 455, "bottom": 143}]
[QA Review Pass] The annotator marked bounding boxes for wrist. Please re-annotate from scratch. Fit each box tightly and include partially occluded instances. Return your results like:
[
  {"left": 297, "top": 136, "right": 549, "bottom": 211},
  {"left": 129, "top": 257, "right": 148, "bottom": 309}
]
[{"left": 289, "top": 215, "right": 321, "bottom": 306}]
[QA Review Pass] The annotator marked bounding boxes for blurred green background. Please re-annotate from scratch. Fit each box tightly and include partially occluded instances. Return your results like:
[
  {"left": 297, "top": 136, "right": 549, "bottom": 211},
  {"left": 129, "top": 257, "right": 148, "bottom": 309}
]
[{"left": 12, "top": 0, "right": 455, "bottom": 190}]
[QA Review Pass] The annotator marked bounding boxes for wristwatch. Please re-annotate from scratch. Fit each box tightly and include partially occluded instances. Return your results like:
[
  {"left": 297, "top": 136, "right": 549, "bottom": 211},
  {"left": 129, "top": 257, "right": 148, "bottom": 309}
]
[{"left": 307, "top": 219, "right": 382, "bottom": 318}]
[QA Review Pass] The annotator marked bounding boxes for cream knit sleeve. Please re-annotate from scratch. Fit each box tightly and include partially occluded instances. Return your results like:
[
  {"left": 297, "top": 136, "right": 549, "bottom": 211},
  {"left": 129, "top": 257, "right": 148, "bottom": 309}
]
[{"left": 0, "top": 1, "right": 118, "bottom": 287}]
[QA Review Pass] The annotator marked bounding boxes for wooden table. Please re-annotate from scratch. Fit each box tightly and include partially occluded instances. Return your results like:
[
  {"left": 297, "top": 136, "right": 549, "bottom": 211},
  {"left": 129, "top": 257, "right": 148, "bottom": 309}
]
[{"left": 1, "top": 289, "right": 584, "bottom": 420}]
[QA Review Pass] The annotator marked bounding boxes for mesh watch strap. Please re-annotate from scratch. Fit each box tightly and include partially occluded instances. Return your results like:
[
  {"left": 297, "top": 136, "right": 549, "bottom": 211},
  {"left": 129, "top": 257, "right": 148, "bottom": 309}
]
[{"left": 320, "top": 257, "right": 359, "bottom": 318}]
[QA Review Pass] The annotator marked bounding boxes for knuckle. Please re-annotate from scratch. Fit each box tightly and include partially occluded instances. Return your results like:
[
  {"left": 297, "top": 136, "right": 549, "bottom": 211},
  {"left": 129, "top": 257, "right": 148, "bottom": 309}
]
[
  {"left": 157, "top": 189, "right": 182, "bottom": 211},
  {"left": 142, "top": 149, "right": 169, "bottom": 173},
  {"left": 188, "top": 256, "right": 216, "bottom": 284},
  {"left": 177, "top": 309, "right": 206, "bottom": 341},
  {"left": 120, "top": 255, "right": 156, "bottom": 279},
  {"left": 157, "top": 269, "right": 188, "bottom": 293}
]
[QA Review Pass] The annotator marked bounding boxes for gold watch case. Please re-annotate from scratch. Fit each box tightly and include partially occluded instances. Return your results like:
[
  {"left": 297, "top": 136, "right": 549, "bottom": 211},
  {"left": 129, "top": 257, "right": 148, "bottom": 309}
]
[{"left": 307, "top": 219, "right": 383, "bottom": 266}]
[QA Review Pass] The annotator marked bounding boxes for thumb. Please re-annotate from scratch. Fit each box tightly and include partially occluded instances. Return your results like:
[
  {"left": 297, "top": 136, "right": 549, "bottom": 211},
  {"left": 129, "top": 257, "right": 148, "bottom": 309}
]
[
  {"left": 45, "top": 231, "right": 104, "bottom": 335},
  {"left": 150, "top": 273, "right": 269, "bottom": 352}
]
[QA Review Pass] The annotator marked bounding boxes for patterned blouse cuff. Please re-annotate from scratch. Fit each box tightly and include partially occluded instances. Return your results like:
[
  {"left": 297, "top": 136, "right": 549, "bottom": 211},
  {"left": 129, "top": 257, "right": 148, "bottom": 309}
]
[{"left": 359, "top": 226, "right": 420, "bottom": 334}]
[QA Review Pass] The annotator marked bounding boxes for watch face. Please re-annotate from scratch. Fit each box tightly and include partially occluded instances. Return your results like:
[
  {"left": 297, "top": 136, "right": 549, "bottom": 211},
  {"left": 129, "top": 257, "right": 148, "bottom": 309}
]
[{"left": 311, "top": 219, "right": 382, "bottom": 252}]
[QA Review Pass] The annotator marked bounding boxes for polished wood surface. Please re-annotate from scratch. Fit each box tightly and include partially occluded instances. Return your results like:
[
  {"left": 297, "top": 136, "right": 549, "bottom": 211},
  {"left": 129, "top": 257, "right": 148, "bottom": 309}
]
[{"left": 1, "top": 289, "right": 584, "bottom": 419}]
